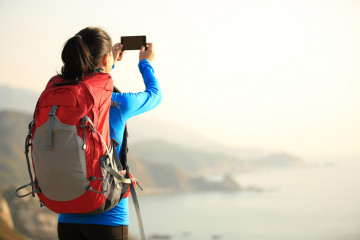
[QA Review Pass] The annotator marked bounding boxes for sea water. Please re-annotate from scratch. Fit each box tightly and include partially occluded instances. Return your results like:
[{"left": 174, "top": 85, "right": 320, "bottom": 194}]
[{"left": 129, "top": 158, "right": 360, "bottom": 240}]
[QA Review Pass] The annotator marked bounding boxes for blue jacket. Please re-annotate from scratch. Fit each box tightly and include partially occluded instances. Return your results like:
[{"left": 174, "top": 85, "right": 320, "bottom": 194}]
[{"left": 58, "top": 59, "right": 162, "bottom": 225}]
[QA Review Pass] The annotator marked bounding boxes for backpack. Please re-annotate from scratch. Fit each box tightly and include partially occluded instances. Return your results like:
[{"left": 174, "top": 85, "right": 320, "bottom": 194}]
[{"left": 15, "top": 73, "right": 132, "bottom": 214}]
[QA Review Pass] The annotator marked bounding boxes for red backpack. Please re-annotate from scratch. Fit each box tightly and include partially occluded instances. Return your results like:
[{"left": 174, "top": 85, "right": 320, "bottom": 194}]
[{"left": 16, "top": 73, "right": 132, "bottom": 214}]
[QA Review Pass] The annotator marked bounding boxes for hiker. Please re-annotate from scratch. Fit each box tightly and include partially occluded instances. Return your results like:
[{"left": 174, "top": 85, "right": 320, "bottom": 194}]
[{"left": 57, "top": 29, "right": 162, "bottom": 240}]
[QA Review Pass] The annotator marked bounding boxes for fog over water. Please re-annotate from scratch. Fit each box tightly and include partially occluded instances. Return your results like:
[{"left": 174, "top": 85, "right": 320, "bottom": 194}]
[{"left": 130, "top": 158, "right": 360, "bottom": 240}]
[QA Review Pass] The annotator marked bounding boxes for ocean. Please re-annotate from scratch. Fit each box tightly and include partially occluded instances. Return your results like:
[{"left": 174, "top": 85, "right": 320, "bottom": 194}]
[{"left": 129, "top": 158, "right": 360, "bottom": 240}]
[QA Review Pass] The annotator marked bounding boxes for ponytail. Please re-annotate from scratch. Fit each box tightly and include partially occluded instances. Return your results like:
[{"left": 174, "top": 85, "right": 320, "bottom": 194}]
[
  {"left": 59, "top": 27, "right": 112, "bottom": 84},
  {"left": 60, "top": 36, "right": 94, "bottom": 83}
]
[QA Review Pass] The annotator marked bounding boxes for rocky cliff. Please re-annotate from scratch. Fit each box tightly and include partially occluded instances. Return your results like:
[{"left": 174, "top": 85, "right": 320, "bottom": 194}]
[
  {"left": 0, "top": 196, "right": 14, "bottom": 229},
  {"left": 2, "top": 187, "right": 58, "bottom": 240},
  {"left": 0, "top": 195, "right": 27, "bottom": 240}
]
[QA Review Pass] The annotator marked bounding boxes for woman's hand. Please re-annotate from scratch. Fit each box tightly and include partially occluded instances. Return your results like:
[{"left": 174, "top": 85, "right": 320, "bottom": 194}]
[
  {"left": 112, "top": 43, "right": 125, "bottom": 63},
  {"left": 139, "top": 43, "right": 154, "bottom": 62}
]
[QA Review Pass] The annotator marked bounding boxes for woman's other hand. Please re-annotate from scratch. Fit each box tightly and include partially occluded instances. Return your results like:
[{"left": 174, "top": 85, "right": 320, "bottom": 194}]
[
  {"left": 139, "top": 43, "right": 154, "bottom": 62},
  {"left": 112, "top": 43, "right": 125, "bottom": 63}
]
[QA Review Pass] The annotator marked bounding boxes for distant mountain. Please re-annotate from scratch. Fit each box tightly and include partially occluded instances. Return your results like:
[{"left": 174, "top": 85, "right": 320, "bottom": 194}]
[
  {"left": 130, "top": 140, "right": 250, "bottom": 176},
  {"left": 130, "top": 140, "right": 305, "bottom": 176},
  {"left": 0, "top": 85, "right": 39, "bottom": 114},
  {"left": 127, "top": 116, "right": 228, "bottom": 153},
  {"left": 0, "top": 85, "right": 253, "bottom": 155},
  {"left": 128, "top": 117, "right": 271, "bottom": 160},
  {"left": 0, "top": 84, "right": 305, "bottom": 183},
  {"left": 252, "top": 153, "right": 305, "bottom": 168},
  {"left": 0, "top": 109, "right": 241, "bottom": 193},
  {"left": 0, "top": 107, "right": 304, "bottom": 191},
  {"left": 0, "top": 85, "right": 273, "bottom": 159}
]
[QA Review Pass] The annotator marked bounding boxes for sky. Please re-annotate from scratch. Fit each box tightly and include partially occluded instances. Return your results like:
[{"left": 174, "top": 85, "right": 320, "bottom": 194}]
[{"left": 0, "top": 0, "right": 359, "bottom": 160}]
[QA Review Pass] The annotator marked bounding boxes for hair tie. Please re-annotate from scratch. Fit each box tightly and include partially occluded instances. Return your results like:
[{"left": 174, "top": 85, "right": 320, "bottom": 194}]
[{"left": 76, "top": 35, "right": 82, "bottom": 40}]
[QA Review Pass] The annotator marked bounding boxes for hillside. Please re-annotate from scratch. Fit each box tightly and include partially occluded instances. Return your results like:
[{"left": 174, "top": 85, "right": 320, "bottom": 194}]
[
  {"left": 131, "top": 140, "right": 304, "bottom": 176},
  {"left": 0, "top": 195, "right": 27, "bottom": 240},
  {"left": 0, "top": 101, "right": 303, "bottom": 239},
  {"left": 0, "top": 85, "right": 39, "bottom": 114},
  {"left": 0, "top": 219, "right": 26, "bottom": 240},
  {"left": 0, "top": 109, "right": 242, "bottom": 193},
  {"left": 130, "top": 140, "right": 249, "bottom": 176},
  {"left": 0, "top": 105, "right": 302, "bottom": 190},
  {"left": 0, "top": 109, "right": 241, "bottom": 239},
  {"left": 0, "top": 85, "right": 304, "bottom": 164},
  {"left": 0, "top": 108, "right": 303, "bottom": 191},
  {"left": 0, "top": 110, "right": 33, "bottom": 186}
]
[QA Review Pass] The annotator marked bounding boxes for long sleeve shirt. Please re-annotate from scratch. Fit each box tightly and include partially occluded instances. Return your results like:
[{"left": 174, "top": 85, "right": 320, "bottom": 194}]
[{"left": 58, "top": 59, "right": 162, "bottom": 226}]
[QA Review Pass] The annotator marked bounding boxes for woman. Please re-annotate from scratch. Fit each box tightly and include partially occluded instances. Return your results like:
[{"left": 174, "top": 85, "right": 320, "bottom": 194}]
[{"left": 57, "top": 27, "right": 162, "bottom": 240}]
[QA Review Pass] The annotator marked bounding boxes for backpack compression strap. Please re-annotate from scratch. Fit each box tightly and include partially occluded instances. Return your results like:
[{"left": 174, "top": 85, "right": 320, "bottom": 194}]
[
  {"left": 130, "top": 177, "right": 145, "bottom": 240},
  {"left": 114, "top": 86, "right": 145, "bottom": 240},
  {"left": 123, "top": 126, "right": 145, "bottom": 240},
  {"left": 15, "top": 119, "right": 40, "bottom": 198}
]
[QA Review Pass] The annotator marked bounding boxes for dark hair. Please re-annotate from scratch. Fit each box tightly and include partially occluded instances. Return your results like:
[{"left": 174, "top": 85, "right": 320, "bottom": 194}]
[{"left": 59, "top": 27, "right": 112, "bottom": 84}]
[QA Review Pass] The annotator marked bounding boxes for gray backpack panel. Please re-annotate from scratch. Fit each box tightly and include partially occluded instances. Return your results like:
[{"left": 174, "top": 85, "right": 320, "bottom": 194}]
[{"left": 32, "top": 115, "right": 88, "bottom": 201}]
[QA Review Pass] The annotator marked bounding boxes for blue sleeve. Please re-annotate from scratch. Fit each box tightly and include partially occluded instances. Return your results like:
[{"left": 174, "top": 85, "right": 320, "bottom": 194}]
[{"left": 111, "top": 59, "right": 162, "bottom": 123}]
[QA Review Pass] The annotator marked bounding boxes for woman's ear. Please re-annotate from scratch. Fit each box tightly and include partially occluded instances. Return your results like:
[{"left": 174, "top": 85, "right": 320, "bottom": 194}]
[
  {"left": 101, "top": 53, "right": 113, "bottom": 73},
  {"left": 102, "top": 53, "right": 111, "bottom": 66}
]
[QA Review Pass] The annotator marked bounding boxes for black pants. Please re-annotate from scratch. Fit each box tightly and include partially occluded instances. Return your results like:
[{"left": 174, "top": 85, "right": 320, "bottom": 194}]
[{"left": 58, "top": 222, "right": 128, "bottom": 240}]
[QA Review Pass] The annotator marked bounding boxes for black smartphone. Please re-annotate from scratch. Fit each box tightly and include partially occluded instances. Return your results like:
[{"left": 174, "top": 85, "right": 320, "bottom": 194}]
[{"left": 121, "top": 36, "right": 146, "bottom": 50}]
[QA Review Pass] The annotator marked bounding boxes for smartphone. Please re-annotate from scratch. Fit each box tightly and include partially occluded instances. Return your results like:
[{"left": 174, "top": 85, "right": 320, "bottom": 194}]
[{"left": 121, "top": 36, "right": 146, "bottom": 50}]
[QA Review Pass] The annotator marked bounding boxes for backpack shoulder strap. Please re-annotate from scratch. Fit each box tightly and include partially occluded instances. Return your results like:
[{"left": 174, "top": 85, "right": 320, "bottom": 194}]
[
  {"left": 120, "top": 125, "right": 128, "bottom": 169},
  {"left": 113, "top": 86, "right": 145, "bottom": 240}
]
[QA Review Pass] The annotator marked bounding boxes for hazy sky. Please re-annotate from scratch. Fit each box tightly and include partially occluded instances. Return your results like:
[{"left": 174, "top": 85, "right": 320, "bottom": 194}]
[{"left": 0, "top": 0, "right": 359, "bottom": 160}]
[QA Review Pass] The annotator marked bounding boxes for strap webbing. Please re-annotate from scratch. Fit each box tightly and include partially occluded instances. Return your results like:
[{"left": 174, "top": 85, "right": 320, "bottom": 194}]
[
  {"left": 111, "top": 139, "right": 122, "bottom": 170},
  {"left": 102, "top": 164, "right": 132, "bottom": 184},
  {"left": 130, "top": 182, "right": 145, "bottom": 240},
  {"left": 15, "top": 181, "right": 40, "bottom": 198},
  {"left": 25, "top": 120, "right": 35, "bottom": 197},
  {"left": 46, "top": 105, "right": 58, "bottom": 150}
]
